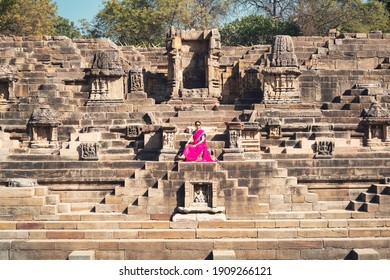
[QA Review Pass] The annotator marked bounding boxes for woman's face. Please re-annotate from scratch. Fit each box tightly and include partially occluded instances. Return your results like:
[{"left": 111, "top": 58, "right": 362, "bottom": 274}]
[{"left": 195, "top": 123, "right": 201, "bottom": 130}]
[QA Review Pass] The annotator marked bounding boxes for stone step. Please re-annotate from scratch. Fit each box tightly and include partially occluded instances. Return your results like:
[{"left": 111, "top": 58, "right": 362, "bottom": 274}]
[
  {"left": 1, "top": 236, "right": 389, "bottom": 259},
  {"left": 1, "top": 218, "right": 389, "bottom": 230},
  {"left": 0, "top": 225, "right": 388, "bottom": 241}
]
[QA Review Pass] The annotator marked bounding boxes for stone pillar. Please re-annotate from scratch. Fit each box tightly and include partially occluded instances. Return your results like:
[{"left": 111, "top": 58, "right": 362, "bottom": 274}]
[
  {"left": 166, "top": 27, "right": 182, "bottom": 99},
  {"left": 207, "top": 29, "right": 222, "bottom": 99}
]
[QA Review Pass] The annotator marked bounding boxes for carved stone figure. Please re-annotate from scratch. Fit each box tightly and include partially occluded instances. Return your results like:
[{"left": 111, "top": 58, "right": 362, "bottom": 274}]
[
  {"left": 126, "top": 125, "right": 141, "bottom": 138},
  {"left": 314, "top": 141, "right": 335, "bottom": 158},
  {"left": 194, "top": 189, "right": 207, "bottom": 203},
  {"left": 80, "top": 143, "right": 99, "bottom": 160},
  {"left": 229, "top": 130, "right": 240, "bottom": 149},
  {"left": 129, "top": 65, "right": 144, "bottom": 93}
]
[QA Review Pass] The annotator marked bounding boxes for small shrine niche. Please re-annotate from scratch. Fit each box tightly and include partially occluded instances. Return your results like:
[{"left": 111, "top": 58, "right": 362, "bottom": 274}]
[
  {"left": 86, "top": 51, "right": 124, "bottom": 105},
  {"left": 363, "top": 102, "right": 390, "bottom": 146},
  {"left": 0, "top": 66, "right": 17, "bottom": 109},
  {"left": 267, "top": 118, "right": 281, "bottom": 139},
  {"left": 178, "top": 180, "right": 223, "bottom": 214},
  {"left": 262, "top": 35, "right": 301, "bottom": 103},
  {"left": 166, "top": 27, "right": 221, "bottom": 100},
  {"left": 242, "top": 67, "right": 260, "bottom": 95},
  {"left": 28, "top": 107, "right": 61, "bottom": 149}
]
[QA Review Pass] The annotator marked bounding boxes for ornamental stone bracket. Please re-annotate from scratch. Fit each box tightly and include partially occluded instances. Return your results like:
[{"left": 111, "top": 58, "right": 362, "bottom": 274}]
[
  {"left": 28, "top": 107, "right": 61, "bottom": 149},
  {"left": 85, "top": 51, "right": 125, "bottom": 106},
  {"left": 262, "top": 35, "right": 301, "bottom": 104},
  {"left": 166, "top": 27, "right": 222, "bottom": 101}
]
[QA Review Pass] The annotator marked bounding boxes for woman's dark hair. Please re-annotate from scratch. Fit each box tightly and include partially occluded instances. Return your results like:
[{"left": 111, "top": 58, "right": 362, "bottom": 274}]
[{"left": 195, "top": 121, "right": 201, "bottom": 126}]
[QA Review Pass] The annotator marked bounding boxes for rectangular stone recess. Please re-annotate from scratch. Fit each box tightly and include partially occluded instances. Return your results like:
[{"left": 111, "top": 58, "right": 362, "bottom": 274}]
[
  {"left": 68, "top": 250, "right": 95, "bottom": 260},
  {"left": 185, "top": 181, "right": 218, "bottom": 208}
]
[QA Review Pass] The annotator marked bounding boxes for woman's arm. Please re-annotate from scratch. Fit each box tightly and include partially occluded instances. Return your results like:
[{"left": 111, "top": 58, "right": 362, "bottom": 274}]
[
  {"left": 194, "top": 134, "right": 205, "bottom": 146},
  {"left": 185, "top": 135, "right": 194, "bottom": 146}
]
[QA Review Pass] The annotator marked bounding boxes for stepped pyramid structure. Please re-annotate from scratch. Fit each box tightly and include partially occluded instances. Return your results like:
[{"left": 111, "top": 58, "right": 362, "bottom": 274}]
[{"left": 0, "top": 30, "right": 389, "bottom": 260}]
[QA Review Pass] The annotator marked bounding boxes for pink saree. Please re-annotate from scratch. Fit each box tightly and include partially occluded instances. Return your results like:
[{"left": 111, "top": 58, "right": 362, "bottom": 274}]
[{"left": 182, "top": 129, "right": 216, "bottom": 162}]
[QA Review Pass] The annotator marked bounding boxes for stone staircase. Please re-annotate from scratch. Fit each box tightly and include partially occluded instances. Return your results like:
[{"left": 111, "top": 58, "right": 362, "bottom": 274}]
[
  {"left": 0, "top": 217, "right": 388, "bottom": 259},
  {"left": 348, "top": 180, "right": 390, "bottom": 213}
]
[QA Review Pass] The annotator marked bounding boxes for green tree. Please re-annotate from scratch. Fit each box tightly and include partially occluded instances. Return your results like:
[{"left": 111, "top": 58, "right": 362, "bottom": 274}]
[
  {"left": 220, "top": 15, "right": 300, "bottom": 46},
  {"left": 53, "top": 16, "right": 82, "bottom": 38},
  {"left": 234, "top": 0, "right": 299, "bottom": 20},
  {"left": 295, "top": 0, "right": 390, "bottom": 35},
  {"left": 0, "top": 0, "right": 57, "bottom": 36},
  {"left": 88, "top": 0, "right": 233, "bottom": 46}
]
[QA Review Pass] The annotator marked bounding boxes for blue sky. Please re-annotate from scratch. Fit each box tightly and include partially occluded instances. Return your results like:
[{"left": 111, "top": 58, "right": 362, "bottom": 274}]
[{"left": 53, "top": 0, "right": 103, "bottom": 27}]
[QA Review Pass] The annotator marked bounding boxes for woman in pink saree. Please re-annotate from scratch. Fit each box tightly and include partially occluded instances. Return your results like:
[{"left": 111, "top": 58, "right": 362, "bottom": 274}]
[{"left": 178, "top": 121, "right": 216, "bottom": 162}]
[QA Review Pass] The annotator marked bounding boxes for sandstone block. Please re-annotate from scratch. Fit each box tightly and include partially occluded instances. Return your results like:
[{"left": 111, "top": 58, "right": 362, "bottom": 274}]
[
  {"left": 212, "top": 250, "right": 236, "bottom": 260},
  {"left": 347, "top": 248, "right": 380, "bottom": 260}
]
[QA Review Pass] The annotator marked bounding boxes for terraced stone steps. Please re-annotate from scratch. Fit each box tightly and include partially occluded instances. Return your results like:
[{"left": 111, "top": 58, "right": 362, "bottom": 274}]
[{"left": 0, "top": 218, "right": 388, "bottom": 259}]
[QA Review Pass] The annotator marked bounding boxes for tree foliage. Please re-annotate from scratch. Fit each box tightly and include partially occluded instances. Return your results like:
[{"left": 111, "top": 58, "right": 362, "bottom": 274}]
[
  {"left": 220, "top": 15, "right": 300, "bottom": 46},
  {"left": 88, "top": 0, "right": 232, "bottom": 46},
  {"left": 295, "top": 0, "right": 390, "bottom": 35},
  {"left": 234, "top": 0, "right": 299, "bottom": 20},
  {"left": 0, "top": 0, "right": 57, "bottom": 36},
  {"left": 53, "top": 17, "right": 82, "bottom": 38}
]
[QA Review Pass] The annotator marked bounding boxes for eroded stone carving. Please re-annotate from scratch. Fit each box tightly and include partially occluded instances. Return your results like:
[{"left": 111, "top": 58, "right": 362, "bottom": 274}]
[
  {"left": 86, "top": 51, "right": 124, "bottom": 104},
  {"left": 129, "top": 65, "right": 144, "bottom": 93},
  {"left": 314, "top": 141, "right": 335, "bottom": 158},
  {"left": 79, "top": 143, "right": 99, "bottom": 160},
  {"left": 262, "top": 35, "right": 301, "bottom": 103},
  {"left": 7, "top": 178, "right": 38, "bottom": 188}
]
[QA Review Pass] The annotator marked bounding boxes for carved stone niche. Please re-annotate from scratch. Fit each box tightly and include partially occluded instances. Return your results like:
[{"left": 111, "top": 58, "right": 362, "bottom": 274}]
[
  {"left": 262, "top": 35, "right": 301, "bottom": 104},
  {"left": 86, "top": 51, "right": 125, "bottom": 106},
  {"left": 314, "top": 141, "right": 335, "bottom": 159},
  {"left": 28, "top": 107, "right": 61, "bottom": 149},
  {"left": 242, "top": 67, "right": 260, "bottom": 95},
  {"left": 0, "top": 65, "right": 17, "bottom": 109},
  {"left": 126, "top": 125, "right": 141, "bottom": 139},
  {"left": 363, "top": 102, "right": 390, "bottom": 146},
  {"left": 166, "top": 27, "right": 221, "bottom": 101},
  {"left": 127, "top": 65, "right": 146, "bottom": 99},
  {"left": 79, "top": 143, "right": 99, "bottom": 160},
  {"left": 178, "top": 180, "right": 224, "bottom": 214},
  {"left": 267, "top": 118, "right": 281, "bottom": 139}
]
